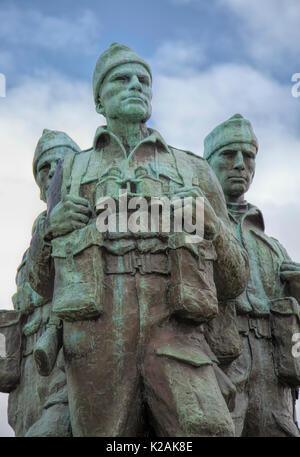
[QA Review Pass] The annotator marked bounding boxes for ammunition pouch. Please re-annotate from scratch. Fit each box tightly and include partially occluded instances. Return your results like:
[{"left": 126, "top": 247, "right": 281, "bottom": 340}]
[
  {"left": 0, "top": 310, "right": 22, "bottom": 393},
  {"left": 205, "top": 301, "right": 243, "bottom": 364},
  {"left": 51, "top": 223, "right": 104, "bottom": 322},
  {"left": 168, "top": 234, "right": 218, "bottom": 323},
  {"left": 270, "top": 297, "right": 300, "bottom": 387}
]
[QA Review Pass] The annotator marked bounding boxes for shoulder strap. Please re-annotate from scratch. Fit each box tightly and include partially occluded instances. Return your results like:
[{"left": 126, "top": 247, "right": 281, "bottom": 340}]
[{"left": 60, "top": 153, "right": 76, "bottom": 197}]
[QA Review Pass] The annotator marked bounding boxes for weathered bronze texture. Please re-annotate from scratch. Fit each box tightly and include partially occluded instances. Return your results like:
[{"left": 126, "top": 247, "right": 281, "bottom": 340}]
[
  {"left": 7, "top": 44, "right": 297, "bottom": 437},
  {"left": 206, "top": 114, "right": 300, "bottom": 437}
]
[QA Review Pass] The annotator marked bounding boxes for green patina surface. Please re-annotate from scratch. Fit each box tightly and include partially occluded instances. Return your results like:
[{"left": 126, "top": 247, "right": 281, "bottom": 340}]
[{"left": 1, "top": 43, "right": 299, "bottom": 438}]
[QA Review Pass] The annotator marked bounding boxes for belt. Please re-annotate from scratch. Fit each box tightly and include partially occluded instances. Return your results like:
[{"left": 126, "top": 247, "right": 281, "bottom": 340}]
[
  {"left": 105, "top": 250, "right": 169, "bottom": 275},
  {"left": 237, "top": 314, "right": 271, "bottom": 339}
]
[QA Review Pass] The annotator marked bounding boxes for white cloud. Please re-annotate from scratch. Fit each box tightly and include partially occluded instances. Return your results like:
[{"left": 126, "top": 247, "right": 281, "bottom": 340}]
[
  {"left": 217, "top": 0, "right": 300, "bottom": 63},
  {"left": 0, "top": 6, "right": 100, "bottom": 53},
  {"left": 149, "top": 40, "right": 206, "bottom": 76}
]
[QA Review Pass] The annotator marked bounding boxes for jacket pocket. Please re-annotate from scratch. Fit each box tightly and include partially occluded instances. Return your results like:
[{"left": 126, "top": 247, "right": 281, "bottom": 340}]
[
  {"left": 270, "top": 296, "right": 300, "bottom": 387},
  {"left": 155, "top": 342, "right": 213, "bottom": 367},
  {"left": 168, "top": 234, "right": 218, "bottom": 323},
  {"left": 52, "top": 223, "right": 104, "bottom": 322},
  {"left": 204, "top": 301, "right": 242, "bottom": 364}
]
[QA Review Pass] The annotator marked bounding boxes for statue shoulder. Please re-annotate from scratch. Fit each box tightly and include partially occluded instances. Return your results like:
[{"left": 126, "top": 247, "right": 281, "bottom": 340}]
[
  {"left": 269, "top": 236, "right": 292, "bottom": 261},
  {"left": 170, "top": 146, "right": 216, "bottom": 176},
  {"left": 63, "top": 147, "right": 91, "bottom": 177},
  {"left": 31, "top": 211, "right": 47, "bottom": 236},
  {"left": 170, "top": 145, "right": 206, "bottom": 164},
  {"left": 72, "top": 147, "right": 93, "bottom": 162}
]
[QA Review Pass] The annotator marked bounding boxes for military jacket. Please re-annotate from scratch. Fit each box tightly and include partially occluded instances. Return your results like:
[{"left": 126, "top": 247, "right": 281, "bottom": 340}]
[
  {"left": 27, "top": 127, "right": 249, "bottom": 311},
  {"left": 228, "top": 202, "right": 296, "bottom": 317}
]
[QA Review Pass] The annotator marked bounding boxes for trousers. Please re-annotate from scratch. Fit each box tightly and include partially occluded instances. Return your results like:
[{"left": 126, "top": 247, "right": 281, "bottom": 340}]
[
  {"left": 223, "top": 317, "right": 299, "bottom": 437},
  {"left": 63, "top": 273, "right": 235, "bottom": 437}
]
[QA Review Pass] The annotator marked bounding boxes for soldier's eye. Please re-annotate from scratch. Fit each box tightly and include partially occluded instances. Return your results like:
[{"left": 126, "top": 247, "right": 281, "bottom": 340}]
[
  {"left": 38, "top": 163, "right": 50, "bottom": 173},
  {"left": 114, "top": 76, "right": 128, "bottom": 82},
  {"left": 222, "top": 150, "right": 235, "bottom": 157},
  {"left": 139, "top": 76, "right": 149, "bottom": 85}
]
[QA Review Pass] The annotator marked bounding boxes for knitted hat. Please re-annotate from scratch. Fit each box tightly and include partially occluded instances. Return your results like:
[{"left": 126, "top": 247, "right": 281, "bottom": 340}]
[
  {"left": 33, "top": 129, "right": 80, "bottom": 181},
  {"left": 92, "top": 42, "right": 152, "bottom": 105},
  {"left": 203, "top": 114, "right": 258, "bottom": 160}
]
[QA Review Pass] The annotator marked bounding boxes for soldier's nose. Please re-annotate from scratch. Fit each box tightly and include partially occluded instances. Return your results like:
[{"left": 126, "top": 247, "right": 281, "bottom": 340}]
[
  {"left": 48, "top": 164, "right": 56, "bottom": 178},
  {"left": 233, "top": 151, "right": 245, "bottom": 170},
  {"left": 129, "top": 75, "right": 142, "bottom": 91}
]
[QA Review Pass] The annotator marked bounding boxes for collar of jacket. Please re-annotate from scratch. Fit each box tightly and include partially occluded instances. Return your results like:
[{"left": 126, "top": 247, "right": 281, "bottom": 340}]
[
  {"left": 228, "top": 201, "right": 265, "bottom": 232},
  {"left": 93, "top": 125, "right": 172, "bottom": 159}
]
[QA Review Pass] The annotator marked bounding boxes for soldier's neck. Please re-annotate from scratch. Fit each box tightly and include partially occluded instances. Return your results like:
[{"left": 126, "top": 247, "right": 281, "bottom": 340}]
[
  {"left": 226, "top": 194, "right": 246, "bottom": 204},
  {"left": 107, "top": 119, "right": 148, "bottom": 155}
]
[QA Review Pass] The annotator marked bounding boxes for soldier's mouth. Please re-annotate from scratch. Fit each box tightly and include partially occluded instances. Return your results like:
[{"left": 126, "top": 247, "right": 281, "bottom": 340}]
[
  {"left": 123, "top": 92, "right": 146, "bottom": 101},
  {"left": 228, "top": 176, "right": 247, "bottom": 182},
  {"left": 124, "top": 96, "right": 145, "bottom": 103}
]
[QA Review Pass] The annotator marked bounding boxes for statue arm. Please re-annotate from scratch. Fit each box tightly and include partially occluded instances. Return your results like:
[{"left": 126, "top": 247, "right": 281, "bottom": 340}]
[
  {"left": 201, "top": 161, "right": 249, "bottom": 301},
  {"left": 26, "top": 212, "right": 54, "bottom": 300},
  {"left": 25, "top": 153, "right": 91, "bottom": 300},
  {"left": 273, "top": 237, "right": 300, "bottom": 304}
]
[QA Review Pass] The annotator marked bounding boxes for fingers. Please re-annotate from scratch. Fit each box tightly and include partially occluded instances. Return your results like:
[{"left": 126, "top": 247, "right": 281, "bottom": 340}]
[
  {"left": 71, "top": 220, "right": 87, "bottom": 230},
  {"left": 70, "top": 202, "right": 91, "bottom": 216},
  {"left": 281, "top": 270, "right": 300, "bottom": 278},
  {"left": 65, "top": 195, "right": 90, "bottom": 207},
  {"left": 174, "top": 187, "right": 204, "bottom": 198},
  {"left": 280, "top": 262, "right": 300, "bottom": 272},
  {"left": 63, "top": 195, "right": 91, "bottom": 211},
  {"left": 63, "top": 196, "right": 91, "bottom": 216},
  {"left": 72, "top": 213, "right": 90, "bottom": 224}
]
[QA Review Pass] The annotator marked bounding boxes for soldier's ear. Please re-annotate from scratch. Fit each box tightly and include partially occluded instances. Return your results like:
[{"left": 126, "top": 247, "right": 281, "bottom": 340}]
[
  {"left": 40, "top": 189, "right": 46, "bottom": 203},
  {"left": 95, "top": 96, "right": 105, "bottom": 116}
]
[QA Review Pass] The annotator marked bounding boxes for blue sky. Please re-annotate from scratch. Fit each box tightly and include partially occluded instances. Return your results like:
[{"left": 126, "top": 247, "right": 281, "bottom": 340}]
[
  {"left": 0, "top": 0, "right": 300, "bottom": 436},
  {"left": 2, "top": 0, "right": 299, "bottom": 86},
  {"left": 1, "top": 0, "right": 253, "bottom": 84}
]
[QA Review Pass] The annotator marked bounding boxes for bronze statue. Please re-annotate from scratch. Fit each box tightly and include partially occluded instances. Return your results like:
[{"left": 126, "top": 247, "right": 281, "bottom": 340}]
[
  {"left": 4, "top": 129, "right": 81, "bottom": 436},
  {"left": 24, "top": 44, "right": 249, "bottom": 437},
  {"left": 204, "top": 114, "right": 300, "bottom": 437}
]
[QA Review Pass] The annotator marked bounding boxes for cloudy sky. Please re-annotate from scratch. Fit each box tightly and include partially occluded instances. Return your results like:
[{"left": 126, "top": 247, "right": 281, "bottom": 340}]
[{"left": 0, "top": 0, "right": 299, "bottom": 436}]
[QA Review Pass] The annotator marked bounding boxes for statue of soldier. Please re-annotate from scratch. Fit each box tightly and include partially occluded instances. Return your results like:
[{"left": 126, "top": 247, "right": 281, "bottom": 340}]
[
  {"left": 204, "top": 114, "right": 300, "bottom": 437},
  {"left": 6, "top": 129, "right": 80, "bottom": 436},
  {"left": 26, "top": 43, "right": 249, "bottom": 437}
]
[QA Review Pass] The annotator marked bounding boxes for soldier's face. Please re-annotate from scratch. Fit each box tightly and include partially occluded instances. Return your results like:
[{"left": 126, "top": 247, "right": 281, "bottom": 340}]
[
  {"left": 36, "top": 147, "right": 65, "bottom": 202},
  {"left": 209, "top": 142, "right": 256, "bottom": 200},
  {"left": 97, "top": 63, "right": 152, "bottom": 123}
]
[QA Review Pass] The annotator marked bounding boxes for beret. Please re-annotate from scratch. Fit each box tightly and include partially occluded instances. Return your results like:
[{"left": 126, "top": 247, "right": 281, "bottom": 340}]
[
  {"left": 33, "top": 129, "right": 80, "bottom": 181},
  {"left": 204, "top": 114, "right": 258, "bottom": 160}
]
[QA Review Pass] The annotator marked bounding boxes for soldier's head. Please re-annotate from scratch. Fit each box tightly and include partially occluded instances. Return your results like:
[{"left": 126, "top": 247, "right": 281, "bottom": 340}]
[
  {"left": 93, "top": 43, "right": 152, "bottom": 125},
  {"left": 204, "top": 114, "right": 258, "bottom": 202},
  {"left": 33, "top": 129, "right": 80, "bottom": 202}
]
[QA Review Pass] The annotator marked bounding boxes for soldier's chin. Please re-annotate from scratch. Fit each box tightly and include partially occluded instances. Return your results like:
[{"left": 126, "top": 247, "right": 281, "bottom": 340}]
[
  {"left": 228, "top": 183, "right": 246, "bottom": 197},
  {"left": 121, "top": 105, "right": 151, "bottom": 123}
]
